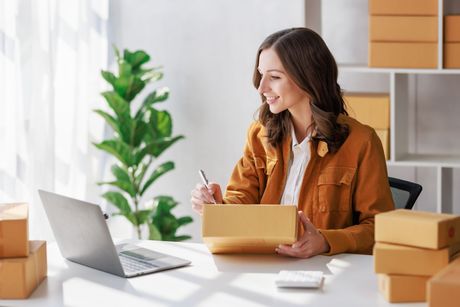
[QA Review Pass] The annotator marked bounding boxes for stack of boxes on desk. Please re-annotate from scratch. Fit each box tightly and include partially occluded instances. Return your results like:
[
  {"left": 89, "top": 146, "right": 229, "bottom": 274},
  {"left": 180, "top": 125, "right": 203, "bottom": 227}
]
[
  {"left": 374, "top": 209, "right": 460, "bottom": 305},
  {"left": 369, "top": 0, "right": 438, "bottom": 68},
  {"left": 0, "top": 203, "right": 47, "bottom": 299},
  {"left": 444, "top": 15, "right": 460, "bottom": 68},
  {"left": 344, "top": 93, "right": 390, "bottom": 160}
]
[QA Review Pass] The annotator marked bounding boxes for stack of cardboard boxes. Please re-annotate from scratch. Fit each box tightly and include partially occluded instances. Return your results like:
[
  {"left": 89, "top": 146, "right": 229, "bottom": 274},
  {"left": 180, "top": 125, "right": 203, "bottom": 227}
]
[
  {"left": 374, "top": 209, "right": 460, "bottom": 303},
  {"left": 0, "top": 203, "right": 47, "bottom": 299},
  {"left": 369, "top": 0, "right": 438, "bottom": 68},
  {"left": 444, "top": 15, "right": 460, "bottom": 68},
  {"left": 344, "top": 93, "right": 390, "bottom": 160}
]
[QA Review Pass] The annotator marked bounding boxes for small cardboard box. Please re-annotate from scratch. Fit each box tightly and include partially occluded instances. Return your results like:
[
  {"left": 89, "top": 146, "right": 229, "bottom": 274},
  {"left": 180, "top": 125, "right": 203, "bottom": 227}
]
[
  {"left": 375, "top": 129, "right": 390, "bottom": 160},
  {"left": 0, "top": 203, "right": 29, "bottom": 258},
  {"left": 0, "top": 240, "right": 47, "bottom": 299},
  {"left": 369, "top": 0, "right": 437, "bottom": 16},
  {"left": 427, "top": 257, "right": 460, "bottom": 307},
  {"left": 444, "top": 43, "right": 460, "bottom": 69},
  {"left": 369, "top": 16, "right": 438, "bottom": 42},
  {"left": 374, "top": 242, "right": 460, "bottom": 276},
  {"left": 202, "top": 204, "right": 298, "bottom": 253},
  {"left": 369, "top": 42, "right": 437, "bottom": 68},
  {"left": 344, "top": 93, "right": 390, "bottom": 129},
  {"left": 444, "top": 15, "right": 460, "bottom": 42},
  {"left": 375, "top": 209, "right": 460, "bottom": 249},
  {"left": 378, "top": 273, "right": 428, "bottom": 303}
]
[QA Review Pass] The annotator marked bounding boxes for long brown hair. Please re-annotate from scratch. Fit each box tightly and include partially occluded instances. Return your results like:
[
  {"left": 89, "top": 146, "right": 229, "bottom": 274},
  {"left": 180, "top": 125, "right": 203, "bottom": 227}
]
[{"left": 253, "top": 28, "right": 348, "bottom": 153}]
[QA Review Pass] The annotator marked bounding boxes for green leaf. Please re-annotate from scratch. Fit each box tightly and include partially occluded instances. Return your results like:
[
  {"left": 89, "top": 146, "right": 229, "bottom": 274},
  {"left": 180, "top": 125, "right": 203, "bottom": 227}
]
[
  {"left": 134, "top": 209, "right": 152, "bottom": 225},
  {"left": 94, "top": 109, "right": 119, "bottom": 134},
  {"left": 102, "top": 191, "right": 131, "bottom": 214},
  {"left": 101, "top": 70, "right": 117, "bottom": 88},
  {"left": 135, "top": 136, "right": 184, "bottom": 163},
  {"left": 98, "top": 180, "right": 135, "bottom": 198},
  {"left": 177, "top": 216, "right": 193, "bottom": 226},
  {"left": 132, "top": 120, "right": 148, "bottom": 147},
  {"left": 134, "top": 88, "right": 170, "bottom": 120},
  {"left": 148, "top": 223, "right": 162, "bottom": 240},
  {"left": 124, "top": 49, "right": 150, "bottom": 71},
  {"left": 171, "top": 235, "right": 192, "bottom": 242},
  {"left": 101, "top": 92, "right": 132, "bottom": 142},
  {"left": 145, "top": 108, "right": 172, "bottom": 141},
  {"left": 140, "top": 161, "right": 174, "bottom": 196},
  {"left": 125, "top": 76, "right": 145, "bottom": 102},
  {"left": 119, "top": 60, "right": 132, "bottom": 78},
  {"left": 94, "top": 140, "right": 134, "bottom": 166}
]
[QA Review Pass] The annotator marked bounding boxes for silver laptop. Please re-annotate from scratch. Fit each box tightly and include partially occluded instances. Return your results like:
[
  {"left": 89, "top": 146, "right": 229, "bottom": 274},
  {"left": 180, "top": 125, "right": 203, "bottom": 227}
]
[{"left": 38, "top": 190, "right": 191, "bottom": 278}]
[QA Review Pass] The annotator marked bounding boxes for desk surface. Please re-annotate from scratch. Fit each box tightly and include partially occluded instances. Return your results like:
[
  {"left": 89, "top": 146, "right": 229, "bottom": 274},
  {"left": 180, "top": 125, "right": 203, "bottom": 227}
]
[{"left": 2, "top": 240, "right": 426, "bottom": 307}]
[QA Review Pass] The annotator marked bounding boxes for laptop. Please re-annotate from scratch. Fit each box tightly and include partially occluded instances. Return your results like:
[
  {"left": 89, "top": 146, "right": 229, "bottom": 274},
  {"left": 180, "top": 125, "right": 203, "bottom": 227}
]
[{"left": 38, "top": 190, "right": 191, "bottom": 278}]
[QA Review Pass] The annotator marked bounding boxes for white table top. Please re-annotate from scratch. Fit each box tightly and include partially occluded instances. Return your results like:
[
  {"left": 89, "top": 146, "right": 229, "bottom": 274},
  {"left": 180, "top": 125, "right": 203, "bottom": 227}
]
[{"left": 2, "top": 240, "right": 427, "bottom": 307}]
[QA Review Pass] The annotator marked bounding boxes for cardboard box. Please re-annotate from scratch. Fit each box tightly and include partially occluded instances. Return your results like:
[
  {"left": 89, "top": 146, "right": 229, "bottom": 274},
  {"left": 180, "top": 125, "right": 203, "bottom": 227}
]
[
  {"left": 369, "top": 0, "right": 437, "bottom": 16},
  {"left": 369, "top": 42, "right": 437, "bottom": 68},
  {"left": 428, "top": 257, "right": 460, "bottom": 307},
  {"left": 0, "top": 240, "right": 47, "bottom": 299},
  {"left": 375, "top": 209, "right": 460, "bottom": 249},
  {"left": 0, "top": 203, "right": 29, "bottom": 258},
  {"left": 374, "top": 242, "right": 460, "bottom": 276},
  {"left": 444, "top": 43, "right": 460, "bottom": 68},
  {"left": 444, "top": 15, "right": 460, "bottom": 42},
  {"left": 202, "top": 204, "right": 298, "bottom": 253},
  {"left": 370, "top": 16, "right": 438, "bottom": 42},
  {"left": 344, "top": 93, "right": 390, "bottom": 129},
  {"left": 378, "top": 273, "right": 428, "bottom": 303},
  {"left": 375, "top": 129, "right": 390, "bottom": 160}
]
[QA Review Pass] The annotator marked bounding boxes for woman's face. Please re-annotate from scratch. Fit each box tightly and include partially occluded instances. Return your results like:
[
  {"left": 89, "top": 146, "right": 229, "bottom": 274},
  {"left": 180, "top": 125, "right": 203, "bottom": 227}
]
[{"left": 257, "top": 47, "right": 310, "bottom": 115}]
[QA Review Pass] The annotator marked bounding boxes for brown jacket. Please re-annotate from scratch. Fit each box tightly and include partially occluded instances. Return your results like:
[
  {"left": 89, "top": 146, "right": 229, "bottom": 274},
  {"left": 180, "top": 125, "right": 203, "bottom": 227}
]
[{"left": 223, "top": 115, "right": 394, "bottom": 255}]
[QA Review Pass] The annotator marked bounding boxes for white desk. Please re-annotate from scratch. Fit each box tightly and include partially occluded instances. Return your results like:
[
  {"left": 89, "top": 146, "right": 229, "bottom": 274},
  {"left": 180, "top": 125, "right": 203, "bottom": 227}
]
[{"left": 2, "top": 240, "right": 426, "bottom": 307}]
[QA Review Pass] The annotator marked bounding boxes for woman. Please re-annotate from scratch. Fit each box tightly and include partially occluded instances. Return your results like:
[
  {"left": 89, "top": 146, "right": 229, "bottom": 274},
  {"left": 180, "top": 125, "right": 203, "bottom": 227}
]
[{"left": 190, "top": 27, "right": 394, "bottom": 258}]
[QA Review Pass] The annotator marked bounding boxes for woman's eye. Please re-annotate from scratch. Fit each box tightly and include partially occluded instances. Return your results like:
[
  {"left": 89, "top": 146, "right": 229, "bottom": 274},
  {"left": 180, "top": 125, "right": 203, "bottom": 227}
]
[{"left": 270, "top": 76, "right": 280, "bottom": 80}]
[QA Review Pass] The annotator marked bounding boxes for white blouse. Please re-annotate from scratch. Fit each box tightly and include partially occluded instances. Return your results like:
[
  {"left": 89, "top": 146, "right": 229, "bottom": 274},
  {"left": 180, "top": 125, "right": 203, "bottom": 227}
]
[{"left": 280, "top": 125, "right": 312, "bottom": 206}]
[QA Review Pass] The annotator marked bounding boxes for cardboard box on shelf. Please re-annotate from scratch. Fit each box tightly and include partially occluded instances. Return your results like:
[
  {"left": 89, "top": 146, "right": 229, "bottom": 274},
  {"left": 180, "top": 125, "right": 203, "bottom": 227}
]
[
  {"left": 369, "top": 42, "right": 437, "bottom": 68},
  {"left": 0, "top": 203, "right": 29, "bottom": 258},
  {"left": 375, "top": 209, "right": 460, "bottom": 249},
  {"left": 444, "top": 43, "right": 460, "bottom": 69},
  {"left": 375, "top": 129, "right": 390, "bottom": 160},
  {"left": 0, "top": 241, "right": 47, "bottom": 299},
  {"left": 444, "top": 15, "right": 460, "bottom": 42},
  {"left": 369, "top": 0, "right": 437, "bottom": 16},
  {"left": 344, "top": 93, "right": 390, "bottom": 129},
  {"left": 378, "top": 273, "right": 428, "bottom": 303},
  {"left": 369, "top": 16, "right": 437, "bottom": 42},
  {"left": 202, "top": 204, "right": 298, "bottom": 253},
  {"left": 427, "top": 257, "right": 460, "bottom": 307},
  {"left": 374, "top": 242, "right": 460, "bottom": 276}
]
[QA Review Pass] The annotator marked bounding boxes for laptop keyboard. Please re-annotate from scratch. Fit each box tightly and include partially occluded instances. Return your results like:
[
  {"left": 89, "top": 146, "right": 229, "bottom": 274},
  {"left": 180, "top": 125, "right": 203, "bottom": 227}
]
[{"left": 119, "top": 253, "right": 158, "bottom": 274}]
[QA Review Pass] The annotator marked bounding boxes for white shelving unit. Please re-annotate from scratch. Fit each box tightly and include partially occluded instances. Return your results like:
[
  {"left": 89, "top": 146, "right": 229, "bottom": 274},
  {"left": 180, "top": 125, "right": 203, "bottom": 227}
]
[{"left": 309, "top": 0, "right": 460, "bottom": 213}]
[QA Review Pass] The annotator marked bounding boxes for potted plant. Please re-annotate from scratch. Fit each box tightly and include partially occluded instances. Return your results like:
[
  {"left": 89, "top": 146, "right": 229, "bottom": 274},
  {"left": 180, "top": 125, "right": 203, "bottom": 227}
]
[{"left": 94, "top": 47, "right": 193, "bottom": 241}]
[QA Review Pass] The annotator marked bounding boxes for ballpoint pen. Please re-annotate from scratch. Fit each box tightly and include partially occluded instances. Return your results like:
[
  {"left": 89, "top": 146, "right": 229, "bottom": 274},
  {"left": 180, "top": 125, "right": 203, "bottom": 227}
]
[{"left": 199, "top": 169, "right": 217, "bottom": 204}]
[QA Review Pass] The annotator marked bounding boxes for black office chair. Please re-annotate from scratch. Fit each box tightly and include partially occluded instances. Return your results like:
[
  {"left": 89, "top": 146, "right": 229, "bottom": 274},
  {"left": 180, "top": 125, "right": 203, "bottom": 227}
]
[{"left": 388, "top": 177, "right": 423, "bottom": 210}]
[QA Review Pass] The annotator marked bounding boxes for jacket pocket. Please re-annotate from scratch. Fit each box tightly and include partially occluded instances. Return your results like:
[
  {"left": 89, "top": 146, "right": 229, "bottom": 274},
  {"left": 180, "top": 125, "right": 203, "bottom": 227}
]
[
  {"left": 254, "top": 156, "right": 277, "bottom": 176},
  {"left": 317, "top": 167, "right": 356, "bottom": 212}
]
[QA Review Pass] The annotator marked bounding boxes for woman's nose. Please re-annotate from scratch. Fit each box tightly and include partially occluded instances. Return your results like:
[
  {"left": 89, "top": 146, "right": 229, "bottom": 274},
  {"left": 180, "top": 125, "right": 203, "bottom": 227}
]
[{"left": 258, "top": 76, "right": 269, "bottom": 94}]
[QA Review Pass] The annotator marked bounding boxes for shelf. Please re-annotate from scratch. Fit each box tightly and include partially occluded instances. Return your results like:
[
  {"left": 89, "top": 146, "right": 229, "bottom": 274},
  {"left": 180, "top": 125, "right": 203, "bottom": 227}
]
[
  {"left": 339, "top": 64, "right": 460, "bottom": 75},
  {"left": 388, "top": 154, "right": 460, "bottom": 168}
]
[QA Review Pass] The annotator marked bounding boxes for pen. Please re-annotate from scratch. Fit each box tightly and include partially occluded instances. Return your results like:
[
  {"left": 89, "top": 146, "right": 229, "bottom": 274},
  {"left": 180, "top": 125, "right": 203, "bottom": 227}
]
[{"left": 199, "top": 169, "right": 217, "bottom": 204}]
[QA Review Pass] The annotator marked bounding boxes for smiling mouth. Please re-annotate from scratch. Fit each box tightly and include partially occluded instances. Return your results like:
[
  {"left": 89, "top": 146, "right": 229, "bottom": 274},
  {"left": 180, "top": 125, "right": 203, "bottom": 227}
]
[{"left": 265, "top": 96, "right": 279, "bottom": 104}]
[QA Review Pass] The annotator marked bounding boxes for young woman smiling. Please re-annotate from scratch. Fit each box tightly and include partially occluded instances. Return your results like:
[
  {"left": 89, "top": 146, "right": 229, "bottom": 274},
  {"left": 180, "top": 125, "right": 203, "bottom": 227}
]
[{"left": 191, "top": 28, "right": 394, "bottom": 258}]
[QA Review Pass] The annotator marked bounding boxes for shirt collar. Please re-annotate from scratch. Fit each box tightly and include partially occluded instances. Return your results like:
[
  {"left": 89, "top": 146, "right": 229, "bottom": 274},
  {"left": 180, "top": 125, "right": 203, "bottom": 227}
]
[{"left": 290, "top": 123, "right": 312, "bottom": 149}]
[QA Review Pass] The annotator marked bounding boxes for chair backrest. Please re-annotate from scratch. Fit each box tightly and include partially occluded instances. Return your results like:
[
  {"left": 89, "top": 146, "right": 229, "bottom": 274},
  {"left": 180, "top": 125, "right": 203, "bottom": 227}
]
[{"left": 388, "top": 177, "right": 423, "bottom": 210}]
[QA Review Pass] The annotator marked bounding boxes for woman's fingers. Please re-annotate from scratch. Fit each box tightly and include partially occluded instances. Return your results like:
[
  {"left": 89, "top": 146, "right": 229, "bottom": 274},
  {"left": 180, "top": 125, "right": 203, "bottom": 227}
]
[{"left": 208, "top": 183, "right": 223, "bottom": 204}]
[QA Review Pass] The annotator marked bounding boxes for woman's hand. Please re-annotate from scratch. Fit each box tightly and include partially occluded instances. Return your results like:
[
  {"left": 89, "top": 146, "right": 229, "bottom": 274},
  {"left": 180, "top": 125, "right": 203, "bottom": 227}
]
[
  {"left": 276, "top": 211, "right": 330, "bottom": 258},
  {"left": 190, "top": 183, "right": 223, "bottom": 215}
]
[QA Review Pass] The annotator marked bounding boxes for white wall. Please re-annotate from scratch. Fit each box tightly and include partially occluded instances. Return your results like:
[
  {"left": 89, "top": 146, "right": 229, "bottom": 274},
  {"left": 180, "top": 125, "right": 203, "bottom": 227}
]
[{"left": 109, "top": 0, "right": 305, "bottom": 241}]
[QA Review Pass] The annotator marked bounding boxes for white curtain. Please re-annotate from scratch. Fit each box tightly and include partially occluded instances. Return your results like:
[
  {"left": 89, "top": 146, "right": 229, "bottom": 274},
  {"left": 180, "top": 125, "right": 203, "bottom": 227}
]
[{"left": 0, "top": 0, "right": 109, "bottom": 240}]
